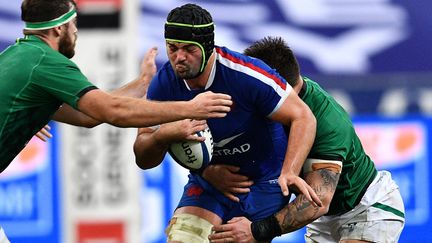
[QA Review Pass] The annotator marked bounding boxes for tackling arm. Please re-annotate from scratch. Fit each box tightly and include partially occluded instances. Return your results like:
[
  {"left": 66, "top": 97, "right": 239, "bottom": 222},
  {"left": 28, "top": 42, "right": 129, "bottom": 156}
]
[
  {"left": 52, "top": 47, "right": 159, "bottom": 127},
  {"left": 270, "top": 91, "right": 316, "bottom": 179},
  {"left": 274, "top": 168, "right": 340, "bottom": 233},
  {"left": 209, "top": 167, "right": 340, "bottom": 243},
  {"left": 269, "top": 91, "right": 320, "bottom": 205},
  {"left": 76, "top": 90, "right": 231, "bottom": 128}
]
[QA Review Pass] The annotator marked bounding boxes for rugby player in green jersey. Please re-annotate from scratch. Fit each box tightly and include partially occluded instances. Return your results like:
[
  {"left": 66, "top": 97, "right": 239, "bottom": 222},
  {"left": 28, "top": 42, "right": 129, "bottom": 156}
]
[
  {"left": 0, "top": 0, "right": 233, "bottom": 241},
  {"left": 0, "top": 0, "right": 233, "bottom": 173},
  {"left": 205, "top": 37, "right": 405, "bottom": 243}
]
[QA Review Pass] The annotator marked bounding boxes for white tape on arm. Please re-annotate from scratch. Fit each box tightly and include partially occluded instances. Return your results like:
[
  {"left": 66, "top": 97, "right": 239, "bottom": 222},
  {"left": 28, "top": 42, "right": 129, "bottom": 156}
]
[{"left": 303, "top": 158, "right": 343, "bottom": 173}]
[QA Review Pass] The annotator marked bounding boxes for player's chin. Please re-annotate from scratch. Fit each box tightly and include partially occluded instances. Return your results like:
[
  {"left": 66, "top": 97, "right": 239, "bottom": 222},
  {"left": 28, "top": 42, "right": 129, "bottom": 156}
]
[
  {"left": 177, "top": 70, "right": 199, "bottom": 79},
  {"left": 175, "top": 70, "right": 187, "bottom": 78}
]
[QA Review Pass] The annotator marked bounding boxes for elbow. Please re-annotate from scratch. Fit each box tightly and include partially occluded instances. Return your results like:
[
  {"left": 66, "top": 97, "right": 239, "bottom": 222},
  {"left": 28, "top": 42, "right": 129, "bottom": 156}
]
[
  {"left": 133, "top": 142, "right": 146, "bottom": 170},
  {"left": 82, "top": 121, "right": 100, "bottom": 128},
  {"left": 311, "top": 113, "right": 317, "bottom": 128},
  {"left": 302, "top": 108, "right": 317, "bottom": 142},
  {"left": 134, "top": 157, "right": 159, "bottom": 170},
  {"left": 107, "top": 115, "right": 129, "bottom": 128},
  {"left": 85, "top": 124, "right": 98, "bottom": 129},
  {"left": 133, "top": 141, "right": 154, "bottom": 170},
  {"left": 135, "top": 159, "right": 151, "bottom": 170},
  {"left": 300, "top": 100, "right": 316, "bottom": 125},
  {"left": 306, "top": 108, "right": 317, "bottom": 131},
  {"left": 293, "top": 104, "right": 316, "bottom": 134},
  {"left": 134, "top": 152, "right": 150, "bottom": 170},
  {"left": 318, "top": 205, "right": 330, "bottom": 217},
  {"left": 316, "top": 194, "right": 333, "bottom": 217}
]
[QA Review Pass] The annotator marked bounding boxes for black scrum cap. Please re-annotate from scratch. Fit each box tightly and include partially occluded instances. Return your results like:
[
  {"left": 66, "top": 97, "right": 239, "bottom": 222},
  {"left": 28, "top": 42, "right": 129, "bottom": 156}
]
[{"left": 165, "top": 4, "right": 215, "bottom": 74}]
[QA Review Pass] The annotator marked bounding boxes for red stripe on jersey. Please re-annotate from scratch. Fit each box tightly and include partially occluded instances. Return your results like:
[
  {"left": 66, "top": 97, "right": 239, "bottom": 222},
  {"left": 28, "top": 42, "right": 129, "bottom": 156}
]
[{"left": 216, "top": 47, "right": 287, "bottom": 90}]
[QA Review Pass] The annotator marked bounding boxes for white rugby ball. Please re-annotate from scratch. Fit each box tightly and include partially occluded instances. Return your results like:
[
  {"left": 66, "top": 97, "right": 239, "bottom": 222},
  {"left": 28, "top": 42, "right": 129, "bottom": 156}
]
[{"left": 168, "top": 127, "right": 213, "bottom": 172}]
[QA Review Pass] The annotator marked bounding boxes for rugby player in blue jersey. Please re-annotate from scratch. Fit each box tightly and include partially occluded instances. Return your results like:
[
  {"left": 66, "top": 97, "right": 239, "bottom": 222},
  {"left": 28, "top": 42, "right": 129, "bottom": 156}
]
[
  {"left": 133, "top": 4, "right": 322, "bottom": 242},
  {"left": 207, "top": 37, "right": 405, "bottom": 243},
  {"left": 0, "top": 0, "right": 232, "bottom": 241}
]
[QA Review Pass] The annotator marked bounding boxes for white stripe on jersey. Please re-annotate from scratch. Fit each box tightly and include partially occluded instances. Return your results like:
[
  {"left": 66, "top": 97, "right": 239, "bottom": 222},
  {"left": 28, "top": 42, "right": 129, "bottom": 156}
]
[
  {"left": 270, "top": 92, "right": 290, "bottom": 116},
  {"left": 216, "top": 52, "right": 291, "bottom": 116}
]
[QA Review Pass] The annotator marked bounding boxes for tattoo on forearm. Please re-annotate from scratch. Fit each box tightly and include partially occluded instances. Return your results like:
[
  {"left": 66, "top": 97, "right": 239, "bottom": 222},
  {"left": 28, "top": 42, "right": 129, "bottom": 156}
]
[
  {"left": 278, "top": 169, "right": 340, "bottom": 233},
  {"left": 279, "top": 193, "right": 320, "bottom": 232}
]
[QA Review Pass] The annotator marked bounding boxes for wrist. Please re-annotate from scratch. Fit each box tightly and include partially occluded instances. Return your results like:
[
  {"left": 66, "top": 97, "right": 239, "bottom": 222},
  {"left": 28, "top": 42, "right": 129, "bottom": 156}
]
[
  {"left": 251, "top": 214, "right": 282, "bottom": 241},
  {"left": 281, "top": 166, "right": 299, "bottom": 176},
  {"left": 180, "top": 101, "right": 193, "bottom": 118},
  {"left": 140, "top": 74, "right": 153, "bottom": 85},
  {"left": 200, "top": 165, "right": 210, "bottom": 179}
]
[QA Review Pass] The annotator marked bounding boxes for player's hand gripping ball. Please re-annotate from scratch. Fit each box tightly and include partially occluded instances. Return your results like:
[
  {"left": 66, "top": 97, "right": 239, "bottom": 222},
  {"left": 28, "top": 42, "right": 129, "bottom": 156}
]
[{"left": 168, "top": 127, "right": 213, "bottom": 172}]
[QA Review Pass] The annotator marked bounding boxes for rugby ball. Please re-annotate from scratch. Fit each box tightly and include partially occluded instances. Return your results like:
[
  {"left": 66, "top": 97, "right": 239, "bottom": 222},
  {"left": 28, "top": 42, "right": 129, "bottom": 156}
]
[{"left": 168, "top": 127, "right": 213, "bottom": 172}]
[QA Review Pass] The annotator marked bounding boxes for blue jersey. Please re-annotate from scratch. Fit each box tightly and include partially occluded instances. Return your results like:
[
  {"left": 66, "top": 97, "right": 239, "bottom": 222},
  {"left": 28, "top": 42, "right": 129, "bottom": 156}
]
[{"left": 147, "top": 46, "right": 292, "bottom": 181}]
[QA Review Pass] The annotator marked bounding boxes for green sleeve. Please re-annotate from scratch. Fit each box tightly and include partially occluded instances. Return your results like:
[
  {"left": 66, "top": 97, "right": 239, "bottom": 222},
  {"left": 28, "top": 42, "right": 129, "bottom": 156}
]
[{"left": 32, "top": 55, "right": 98, "bottom": 109}]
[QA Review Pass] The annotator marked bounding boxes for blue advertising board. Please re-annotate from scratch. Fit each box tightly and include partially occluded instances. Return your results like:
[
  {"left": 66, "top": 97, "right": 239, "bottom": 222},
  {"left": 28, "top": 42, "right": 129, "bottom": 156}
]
[
  {"left": 0, "top": 123, "right": 61, "bottom": 243},
  {"left": 354, "top": 117, "right": 431, "bottom": 243}
]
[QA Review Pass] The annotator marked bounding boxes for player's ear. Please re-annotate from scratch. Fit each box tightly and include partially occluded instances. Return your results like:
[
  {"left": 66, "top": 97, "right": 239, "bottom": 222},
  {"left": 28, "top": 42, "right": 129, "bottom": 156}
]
[{"left": 52, "top": 25, "right": 62, "bottom": 37}]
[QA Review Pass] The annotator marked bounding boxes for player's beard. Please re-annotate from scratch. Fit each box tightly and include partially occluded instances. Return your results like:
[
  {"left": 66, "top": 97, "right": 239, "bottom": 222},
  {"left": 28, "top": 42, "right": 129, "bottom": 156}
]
[
  {"left": 172, "top": 60, "right": 201, "bottom": 79},
  {"left": 58, "top": 27, "right": 76, "bottom": 59}
]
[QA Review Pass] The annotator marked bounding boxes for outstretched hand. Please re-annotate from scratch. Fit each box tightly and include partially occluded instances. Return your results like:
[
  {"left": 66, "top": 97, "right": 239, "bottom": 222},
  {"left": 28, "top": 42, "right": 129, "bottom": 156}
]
[
  {"left": 140, "top": 47, "right": 158, "bottom": 81},
  {"left": 137, "top": 47, "right": 158, "bottom": 98},
  {"left": 209, "top": 217, "right": 256, "bottom": 243},
  {"left": 278, "top": 172, "right": 322, "bottom": 207},
  {"left": 111, "top": 47, "right": 159, "bottom": 99},
  {"left": 202, "top": 164, "right": 253, "bottom": 202}
]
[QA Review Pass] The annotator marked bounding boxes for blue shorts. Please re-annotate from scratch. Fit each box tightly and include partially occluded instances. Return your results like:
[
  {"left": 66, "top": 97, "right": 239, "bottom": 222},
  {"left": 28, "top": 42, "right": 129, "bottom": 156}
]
[{"left": 177, "top": 173, "right": 291, "bottom": 222}]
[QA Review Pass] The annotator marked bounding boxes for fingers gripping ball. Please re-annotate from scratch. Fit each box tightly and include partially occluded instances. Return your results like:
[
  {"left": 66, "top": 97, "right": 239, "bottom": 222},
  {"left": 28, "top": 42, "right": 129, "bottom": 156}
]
[{"left": 168, "top": 127, "right": 213, "bottom": 172}]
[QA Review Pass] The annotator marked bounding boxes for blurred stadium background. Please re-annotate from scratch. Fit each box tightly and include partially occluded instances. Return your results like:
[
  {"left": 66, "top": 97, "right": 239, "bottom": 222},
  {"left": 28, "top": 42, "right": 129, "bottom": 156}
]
[{"left": 1, "top": 0, "right": 431, "bottom": 242}]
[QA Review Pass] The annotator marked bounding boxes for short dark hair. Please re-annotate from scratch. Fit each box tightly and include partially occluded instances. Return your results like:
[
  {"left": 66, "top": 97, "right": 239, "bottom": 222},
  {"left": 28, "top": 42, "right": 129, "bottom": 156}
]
[
  {"left": 21, "top": 0, "right": 75, "bottom": 23},
  {"left": 244, "top": 36, "right": 300, "bottom": 87}
]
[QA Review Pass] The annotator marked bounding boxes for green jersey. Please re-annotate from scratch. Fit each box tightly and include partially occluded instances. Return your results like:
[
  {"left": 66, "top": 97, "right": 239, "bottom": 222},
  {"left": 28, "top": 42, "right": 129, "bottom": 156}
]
[
  {"left": 301, "top": 77, "right": 377, "bottom": 215},
  {"left": 0, "top": 35, "right": 97, "bottom": 172}
]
